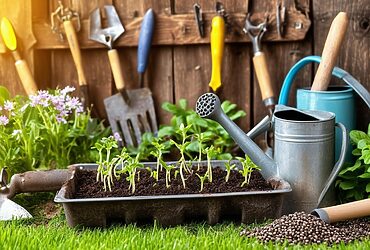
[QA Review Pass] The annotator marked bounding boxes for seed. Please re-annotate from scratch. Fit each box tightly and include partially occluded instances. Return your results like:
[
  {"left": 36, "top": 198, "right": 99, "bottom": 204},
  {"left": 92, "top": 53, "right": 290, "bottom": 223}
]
[{"left": 240, "top": 212, "right": 370, "bottom": 245}]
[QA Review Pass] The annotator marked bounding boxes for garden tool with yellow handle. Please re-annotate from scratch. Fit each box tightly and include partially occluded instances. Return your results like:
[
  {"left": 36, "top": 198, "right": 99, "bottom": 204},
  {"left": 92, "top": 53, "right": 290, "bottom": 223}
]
[
  {"left": 0, "top": 17, "right": 37, "bottom": 95},
  {"left": 208, "top": 3, "right": 225, "bottom": 92}
]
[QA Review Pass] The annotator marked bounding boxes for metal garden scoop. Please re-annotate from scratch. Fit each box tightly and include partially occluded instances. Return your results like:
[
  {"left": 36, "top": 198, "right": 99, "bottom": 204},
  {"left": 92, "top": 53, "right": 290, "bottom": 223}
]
[
  {"left": 0, "top": 168, "right": 71, "bottom": 220},
  {"left": 90, "top": 7, "right": 157, "bottom": 146}
]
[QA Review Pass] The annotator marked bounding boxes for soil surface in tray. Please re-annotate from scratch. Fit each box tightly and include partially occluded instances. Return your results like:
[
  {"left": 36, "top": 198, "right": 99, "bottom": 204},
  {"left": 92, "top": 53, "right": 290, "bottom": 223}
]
[{"left": 73, "top": 166, "right": 273, "bottom": 198}]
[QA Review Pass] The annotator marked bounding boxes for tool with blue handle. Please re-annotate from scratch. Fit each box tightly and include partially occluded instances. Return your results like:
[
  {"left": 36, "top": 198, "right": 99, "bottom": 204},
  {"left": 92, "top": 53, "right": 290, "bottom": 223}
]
[{"left": 103, "top": 8, "right": 158, "bottom": 147}]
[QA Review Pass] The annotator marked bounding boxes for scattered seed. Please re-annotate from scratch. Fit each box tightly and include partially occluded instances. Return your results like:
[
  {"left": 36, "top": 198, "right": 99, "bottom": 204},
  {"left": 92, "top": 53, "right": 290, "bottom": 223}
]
[{"left": 240, "top": 212, "right": 370, "bottom": 245}]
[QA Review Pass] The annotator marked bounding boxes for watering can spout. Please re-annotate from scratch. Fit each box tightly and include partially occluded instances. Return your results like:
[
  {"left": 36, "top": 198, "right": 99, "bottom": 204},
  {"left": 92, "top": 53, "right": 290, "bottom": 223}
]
[{"left": 195, "top": 93, "right": 278, "bottom": 179}]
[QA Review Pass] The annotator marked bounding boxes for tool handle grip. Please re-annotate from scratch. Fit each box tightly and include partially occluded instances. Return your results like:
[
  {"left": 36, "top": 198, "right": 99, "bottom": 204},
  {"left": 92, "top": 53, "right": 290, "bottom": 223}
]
[
  {"left": 314, "top": 198, "right": 370, "bottom": 223},
  {"left": 209, "top": 15, "right": 225, "bottom": 92},
  {"left": 63, "top": 20, "right": 87, "bottom": 86},
  {"left": 252, "top": 52, "right": 274, "bottom": 103},
  {"left": 108, "top": 49, "right": 126, "bottom": 91},
  {"left": 6, "top": 169, "right": 71, "bottom": 199},
  {"left": 311, "top": 12, "right": 349, "bottom": 91},
  {"left": 15, "top": 59, "right": 38, "bottom": 95},
  {"left": 137, "top": 9, "right": 154, "bottom": 74}
]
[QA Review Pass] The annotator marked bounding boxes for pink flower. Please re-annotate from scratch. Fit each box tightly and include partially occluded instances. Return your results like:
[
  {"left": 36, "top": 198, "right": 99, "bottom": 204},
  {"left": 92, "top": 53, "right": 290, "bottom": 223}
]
[{"left": 0, "top": 115, "right": 9, "bottom": 125}]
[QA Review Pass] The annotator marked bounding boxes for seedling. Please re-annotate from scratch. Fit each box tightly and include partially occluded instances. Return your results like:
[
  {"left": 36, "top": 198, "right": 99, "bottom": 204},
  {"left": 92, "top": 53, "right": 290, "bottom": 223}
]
[
  {"left": 236, "top": 154, "right": 261, "bottom": 187},
  {"left": 196, "top": 172, "right": 208, "bottom": 192},
  {"left": 160, "top": 159, "right": 176, "bottom": 188},
  {"left": 204, "top": 145, "right": 218, "bottom": 183},
  {"left": 150, "top": 139, "right": 166, "bottom": 181},
  {"left": 224, "top": 160, "right": 236, "bottom": 182},
  {"left": 170, "top": 123, "right": 192, "bottom": 188},
  {"left": 92, "top": 136, "right": 119, "bottom": 191},
  {"left": 125, "top": 153, "right": 143, "bottom": 193}
]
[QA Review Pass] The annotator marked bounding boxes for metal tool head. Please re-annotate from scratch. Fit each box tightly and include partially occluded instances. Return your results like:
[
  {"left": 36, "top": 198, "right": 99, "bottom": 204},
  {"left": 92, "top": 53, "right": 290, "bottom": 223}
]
[
  {"left": 243, "top": 14, "right": 268, "bottom": 53},
  {"left": 104, "top": 88, "right": 158, "bottom": 147},
  {"left": 89, "top": 5, "right": 125, "bottom": 49},
  {"left": 0, "top": 168, "right": 32, "bottom": 221},
  {"left": 193, "top": 3, "right": 204, "bottom": 37},
  {"left": 51, "top": 1, "right": 81, "bottom": 41}
]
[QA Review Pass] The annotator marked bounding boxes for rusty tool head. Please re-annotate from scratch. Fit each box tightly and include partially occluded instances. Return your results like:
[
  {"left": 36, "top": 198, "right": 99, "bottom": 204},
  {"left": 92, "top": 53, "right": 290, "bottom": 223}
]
[
  {"left": 89, "top": 5, "right": 125, "bottom": 49},
  {"left": 243, "top": 14, "right": 268, "bottom": 54}
]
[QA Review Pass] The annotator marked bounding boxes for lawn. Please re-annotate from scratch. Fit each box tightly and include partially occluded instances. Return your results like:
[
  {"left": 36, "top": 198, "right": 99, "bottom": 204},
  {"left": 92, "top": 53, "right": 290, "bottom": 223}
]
[{"left": 1, "top": 194, "right": 369, "bottom": 250}]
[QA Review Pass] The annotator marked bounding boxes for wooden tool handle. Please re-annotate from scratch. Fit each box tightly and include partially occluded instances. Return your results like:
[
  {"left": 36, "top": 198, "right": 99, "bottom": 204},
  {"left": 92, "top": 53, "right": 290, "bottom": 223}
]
[
  {"left": 252, "top": 52, "right": 274, "bottom": 102},
  {"left": 108, "top": 49, "right": 125, "bottom": 91},
  {"left": 14, "top": 59, "right": 37, "bottom": 95},
  {"left": 321, "top": 198, "right": 370, "bottom": 223},
  {"left": 63, "top": 20, "right": 87, "bottom": 86},
  {"left": 209, "top": 15, "right": 225, "bottom": 92},
  {"left": 311, "top": 12, "right": 349, "bottom": 91},
  {"left": 6, "top": 169, "right": 71, "bottom": 199}
]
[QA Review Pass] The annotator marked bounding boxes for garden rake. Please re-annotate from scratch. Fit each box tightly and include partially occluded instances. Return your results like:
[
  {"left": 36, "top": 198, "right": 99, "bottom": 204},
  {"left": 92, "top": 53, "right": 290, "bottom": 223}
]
[{"left": 90, "top": 7, "right": 157, "bottom": 147}]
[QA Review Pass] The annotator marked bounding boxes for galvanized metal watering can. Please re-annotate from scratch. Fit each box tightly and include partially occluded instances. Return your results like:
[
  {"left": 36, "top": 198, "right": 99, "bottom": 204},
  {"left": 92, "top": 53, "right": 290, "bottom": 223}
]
[{"left": 195, "top": 93, "right": 348, "bottom": 213}]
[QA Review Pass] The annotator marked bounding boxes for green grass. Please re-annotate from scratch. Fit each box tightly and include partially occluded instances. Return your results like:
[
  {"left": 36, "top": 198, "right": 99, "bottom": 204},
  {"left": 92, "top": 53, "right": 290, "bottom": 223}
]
[{"left": 1, "top": 194, "right": 369, "bottom": 250}]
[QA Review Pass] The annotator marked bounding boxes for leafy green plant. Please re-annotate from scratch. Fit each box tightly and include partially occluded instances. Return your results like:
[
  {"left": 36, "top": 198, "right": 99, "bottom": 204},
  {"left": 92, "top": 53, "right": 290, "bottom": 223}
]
[
  {"left": 150, "top": 139, "right": 167, "bottom": 181},
  {"left": 129, "top": 99, "right": 246, "bottom": 161},
  {"left": 125, "top": 153, "right": 143, "bottom": 193},
  {"left": 236, "top": 154, "right": 261, "bottom": 187},
  {"left": 0, "top": 86, "right": 109, "bottom": 175},
  {"left": 225, "top": 160, "right": 236, "bottom": 182},
  {"left": 336, "top": 124, "right": 370, "bottom": 202}
]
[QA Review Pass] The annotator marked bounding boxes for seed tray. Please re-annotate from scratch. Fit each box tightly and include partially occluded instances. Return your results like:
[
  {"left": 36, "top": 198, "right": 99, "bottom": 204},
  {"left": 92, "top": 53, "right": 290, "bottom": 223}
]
[{"left": 55, "top": 161, "right": 291, "bottom": 227}]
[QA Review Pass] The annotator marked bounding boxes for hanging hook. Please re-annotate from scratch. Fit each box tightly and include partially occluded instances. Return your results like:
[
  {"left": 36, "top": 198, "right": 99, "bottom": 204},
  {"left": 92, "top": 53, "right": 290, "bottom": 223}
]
[{"left": 193, "top": 3, "right": 205, "bottom": 37}]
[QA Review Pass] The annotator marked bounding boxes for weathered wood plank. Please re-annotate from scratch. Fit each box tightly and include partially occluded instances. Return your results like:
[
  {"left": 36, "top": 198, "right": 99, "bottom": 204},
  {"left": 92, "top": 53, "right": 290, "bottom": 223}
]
[
  {"left": 252, "top": 0, "right": 313, "bottom": 147},
  {"left": 33, "top": 10, "right": 311, "bottom": 49},
  {"left": 313, "top": 0, "right": 370, "bottom": 131},
  {"left": 174, "top": 0, "right": 251, "bottom": 131}
]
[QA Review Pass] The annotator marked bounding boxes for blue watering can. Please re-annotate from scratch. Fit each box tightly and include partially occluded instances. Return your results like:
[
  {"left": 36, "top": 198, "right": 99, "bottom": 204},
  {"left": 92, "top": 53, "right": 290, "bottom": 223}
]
[{"left": 278, "top": 55, "right": 370, "bottom": 161}]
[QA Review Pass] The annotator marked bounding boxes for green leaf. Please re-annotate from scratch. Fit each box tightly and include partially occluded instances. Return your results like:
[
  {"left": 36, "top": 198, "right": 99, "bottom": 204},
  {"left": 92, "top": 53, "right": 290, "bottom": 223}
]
[
  {"left": 178, "top": 99, "right": 187, "bottom": 110},
  {"left": 161, "top": 102, "right": 178, "bottom": 114},
  {"left": 339, "top": 181, "right": 356, "bottom": 190},
  {"left": 186, "top": 141, "right": 199, "bottom": 152},
  {"left": 358, "top": 172, "right": 370, "bottom": 179},
  {"left": 366, "top": 183, "right": 370, "bottom": 193},
  {"left": 358, "top": 139, "right": 370, "bottom": 149},
  {"left": 368, "top": 123, "right": 370, "bottom": 136},
  {"left": 229, "top": 110, "right": 246, "bottom": 121},
  {"left": 221, "top": 101, "right": 236, "bottom": 114},
  {"left": 0, "top": 86, "right": 10, "bottom": 105},
  {"left": 350, "top": 130, "right": 368, "bottom": 144},
  {"left": 158, "top": 126, "right": 175, "bottom": 137},
  {"left": 352, "top": 148, "right": 362, "bottom": 156},
  {"left": 354, "top": 190, "right": 364, "bottom": 200}
]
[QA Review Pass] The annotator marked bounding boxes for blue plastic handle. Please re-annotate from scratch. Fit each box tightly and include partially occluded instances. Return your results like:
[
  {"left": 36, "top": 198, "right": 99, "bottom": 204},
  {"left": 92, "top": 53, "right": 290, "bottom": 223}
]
[{"left": 137, "top": 9, "right": 155, "bottom": 74}]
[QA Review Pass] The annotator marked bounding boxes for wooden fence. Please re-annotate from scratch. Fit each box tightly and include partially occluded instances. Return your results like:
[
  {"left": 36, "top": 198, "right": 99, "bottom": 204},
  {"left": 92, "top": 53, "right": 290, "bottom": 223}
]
[{"left": 0, "top": 0, "right": 369, "bottom": 147}]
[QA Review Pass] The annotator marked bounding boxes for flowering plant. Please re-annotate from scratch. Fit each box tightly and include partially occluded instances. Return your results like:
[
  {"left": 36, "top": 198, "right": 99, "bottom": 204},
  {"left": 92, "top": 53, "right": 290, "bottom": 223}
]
[{"left": 0, "top": 86, "right": 110, "bottom": 175}]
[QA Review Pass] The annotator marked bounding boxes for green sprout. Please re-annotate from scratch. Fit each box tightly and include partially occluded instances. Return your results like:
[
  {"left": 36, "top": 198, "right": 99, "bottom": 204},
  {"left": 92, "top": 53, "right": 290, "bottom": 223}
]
[
  {"left": 203, "top": 145, "right": 218, "bottom": 183},
  {"left": 150, "top": 139, "right": 166, "bottom": 181},
  {"left": 160, "top": 159, "right": 176, "bottom": 188},
  {"left": 92, "top": 136, "right": 119, "bottom": 191},
  {"left": 196, "top": 172, "right": 208, "bottom": 192},
  {"left": 125, "top": 153, "right": 143, "bottom": 193},
  {"left": 224, "top": 160, "right": 236, "bottom": 183},
  {"left": 170, "top": 123, "right": 192, "bottom": 188},
  {"left": 236, "top": 154, "right": 261, "bottom": 187}
]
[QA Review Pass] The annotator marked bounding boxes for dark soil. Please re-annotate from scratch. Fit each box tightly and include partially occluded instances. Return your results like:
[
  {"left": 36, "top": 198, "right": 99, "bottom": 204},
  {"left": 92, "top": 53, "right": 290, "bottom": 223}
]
[{"left": 74, "top": 165, "right": 272, "bottom": 198}]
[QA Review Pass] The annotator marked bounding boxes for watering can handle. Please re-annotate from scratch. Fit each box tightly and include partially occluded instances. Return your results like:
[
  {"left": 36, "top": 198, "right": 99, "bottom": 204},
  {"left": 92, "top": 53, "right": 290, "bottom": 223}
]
[
  {"left": 316, "top": 122, "right": 348, "bottom": 207},
  {"left": 278, "top": 55, "right": 370, "bottom": 108}
]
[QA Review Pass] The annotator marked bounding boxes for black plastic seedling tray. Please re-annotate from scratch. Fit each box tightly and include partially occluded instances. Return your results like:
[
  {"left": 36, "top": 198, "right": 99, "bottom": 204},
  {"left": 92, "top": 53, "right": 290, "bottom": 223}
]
[{"left": 55, "top": 161, "right": 291, "bottom": 227}]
